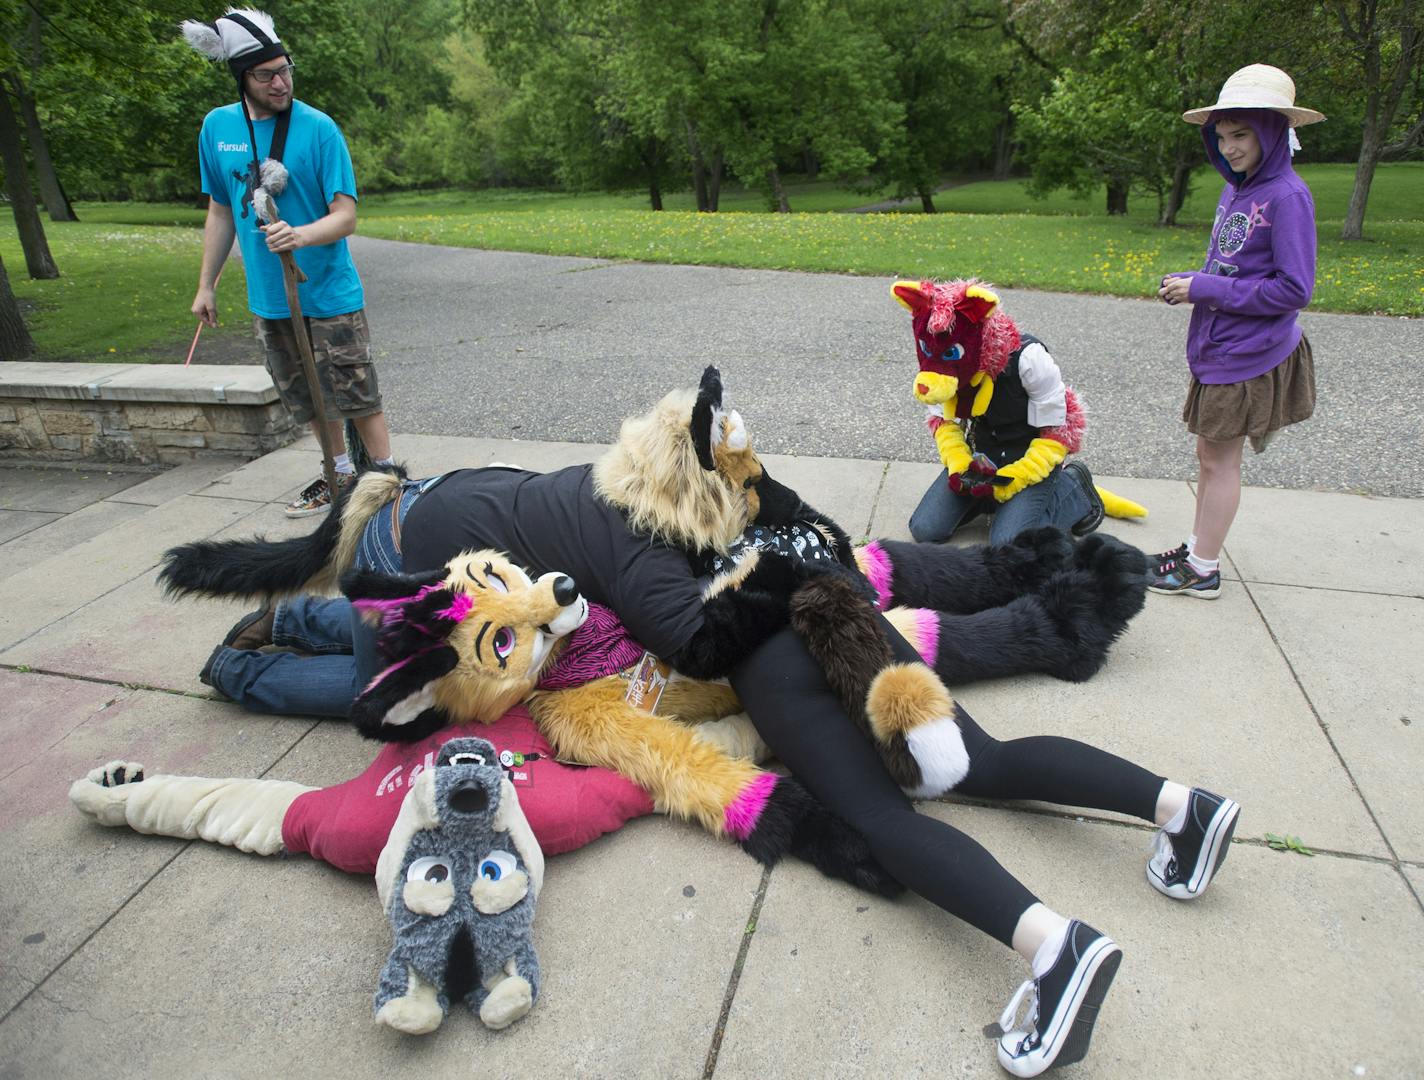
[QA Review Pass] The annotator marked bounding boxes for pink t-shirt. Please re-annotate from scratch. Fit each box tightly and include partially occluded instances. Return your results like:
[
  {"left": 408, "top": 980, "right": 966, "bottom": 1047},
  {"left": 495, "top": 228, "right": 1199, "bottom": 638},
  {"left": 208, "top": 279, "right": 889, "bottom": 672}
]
[{"left": 281, "top": 706, "right": 655, "bottom": 874}]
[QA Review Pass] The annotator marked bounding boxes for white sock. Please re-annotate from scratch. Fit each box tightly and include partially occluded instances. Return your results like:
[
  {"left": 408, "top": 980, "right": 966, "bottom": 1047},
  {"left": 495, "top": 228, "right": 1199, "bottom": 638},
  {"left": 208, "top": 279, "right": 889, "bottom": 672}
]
[
  {"left": 374, "top": 456, "right": 395, "bottom": 467},
  {"left": 334, "top": 454, "right": 354, "bottom": 475},
  {"left": 1031, "top": 920, "right": 1071, "bottom": 978},
  {"left": 1012, "top": 903, "right": 1071, "bottom": 971},
  {"left": 1186, "top": 533, "right": 1198, "bottom": 554},
  {"left": 1187, "top": 553, "right": 1218, "bottom": 576},
  {"left": 1156, "top": 781, "right": 1191, "bottom": 828}
]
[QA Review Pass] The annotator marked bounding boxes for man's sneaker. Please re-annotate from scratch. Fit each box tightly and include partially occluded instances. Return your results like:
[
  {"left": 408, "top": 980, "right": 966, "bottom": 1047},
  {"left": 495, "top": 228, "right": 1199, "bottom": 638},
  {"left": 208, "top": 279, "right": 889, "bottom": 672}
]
[
  {"left": 1151, "top": 542, "right": 1188, "bottom": 573},
  {"left": 1062, "top": 461, "right": 1104, "bottom": 538},
  {"left": 1147, "top": 788, "right": 1241, "bottom": 900},
  {"left": 285, "top": 472, "right": 354, "bottom": 518},
  {"left": 997, "top": 921, "right": 1122, "bottom": 1078},
  {"left": 1148, "top": 559, "right": 1220, "bottom": 599}
]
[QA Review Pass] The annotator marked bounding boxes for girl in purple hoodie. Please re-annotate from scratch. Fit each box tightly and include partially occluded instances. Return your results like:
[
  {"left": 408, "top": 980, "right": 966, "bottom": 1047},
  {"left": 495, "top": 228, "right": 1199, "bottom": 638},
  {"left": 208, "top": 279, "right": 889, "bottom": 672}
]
[{"left": 1152, "top": 65, "right": 1323, "bottom": 599}]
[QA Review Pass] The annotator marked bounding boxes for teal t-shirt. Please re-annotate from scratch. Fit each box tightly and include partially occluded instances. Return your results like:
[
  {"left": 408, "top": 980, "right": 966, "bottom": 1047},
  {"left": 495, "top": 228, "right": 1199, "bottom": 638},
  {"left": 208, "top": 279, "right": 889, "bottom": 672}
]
[{"left": 198, "top": 99, "right": 364, "bottom": 320}]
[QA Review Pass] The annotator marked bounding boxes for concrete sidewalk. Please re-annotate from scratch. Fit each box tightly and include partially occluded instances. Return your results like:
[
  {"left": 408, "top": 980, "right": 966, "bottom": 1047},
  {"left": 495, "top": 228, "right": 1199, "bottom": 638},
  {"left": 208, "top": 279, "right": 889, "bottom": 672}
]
[{"left": 1, "top": 437, "right": 1421, "bottom": 1080}]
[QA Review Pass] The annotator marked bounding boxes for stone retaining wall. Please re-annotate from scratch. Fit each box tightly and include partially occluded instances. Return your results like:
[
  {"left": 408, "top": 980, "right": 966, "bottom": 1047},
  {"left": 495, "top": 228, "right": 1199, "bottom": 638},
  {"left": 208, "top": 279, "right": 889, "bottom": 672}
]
[{"left": 0, "top": 363, "right": 300, "bottom": 465}]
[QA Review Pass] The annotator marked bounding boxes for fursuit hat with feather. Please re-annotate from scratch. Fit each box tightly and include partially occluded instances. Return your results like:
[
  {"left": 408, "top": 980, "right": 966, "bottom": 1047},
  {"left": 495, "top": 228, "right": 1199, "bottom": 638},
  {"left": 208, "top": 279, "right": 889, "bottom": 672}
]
[{"left": 180, "top": 9, "right": 291, "bottom": 218}]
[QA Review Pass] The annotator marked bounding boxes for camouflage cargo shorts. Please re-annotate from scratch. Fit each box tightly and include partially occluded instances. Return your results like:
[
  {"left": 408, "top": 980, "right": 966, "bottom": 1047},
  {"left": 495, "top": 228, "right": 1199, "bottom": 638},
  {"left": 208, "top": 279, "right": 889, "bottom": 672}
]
[{"left": 253, "top": 309, "right": 383, "bottom": 424}]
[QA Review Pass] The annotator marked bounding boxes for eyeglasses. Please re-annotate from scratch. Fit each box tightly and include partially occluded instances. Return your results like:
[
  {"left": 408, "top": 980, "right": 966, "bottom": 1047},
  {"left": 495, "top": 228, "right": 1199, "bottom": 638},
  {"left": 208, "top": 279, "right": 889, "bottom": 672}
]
[{"left": 248, "top": 62, "right": 295, "bottom": 84}]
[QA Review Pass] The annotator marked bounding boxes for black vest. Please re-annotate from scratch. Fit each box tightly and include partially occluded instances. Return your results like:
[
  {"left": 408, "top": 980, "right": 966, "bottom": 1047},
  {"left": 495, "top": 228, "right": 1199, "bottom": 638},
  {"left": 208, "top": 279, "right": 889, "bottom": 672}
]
[{"left": 967, "top": 334, "right": 1043, "bottom": 467}]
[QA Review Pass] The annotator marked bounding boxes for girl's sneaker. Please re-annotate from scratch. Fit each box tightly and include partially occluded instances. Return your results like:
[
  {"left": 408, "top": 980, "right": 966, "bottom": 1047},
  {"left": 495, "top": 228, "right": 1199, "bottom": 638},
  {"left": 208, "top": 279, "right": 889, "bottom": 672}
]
[
  {"left": 997, "top": 921, "right": 1122, "bottom": 1078},
  {"left": 1148, "top": 559, "right": 1220, "bottom": 598},
  {"left": 1147, "top": 788, "right": 1241, "bottom": 900},
  {"left": 1151, "top": 542, "right": 1188, "bottom": 572}
]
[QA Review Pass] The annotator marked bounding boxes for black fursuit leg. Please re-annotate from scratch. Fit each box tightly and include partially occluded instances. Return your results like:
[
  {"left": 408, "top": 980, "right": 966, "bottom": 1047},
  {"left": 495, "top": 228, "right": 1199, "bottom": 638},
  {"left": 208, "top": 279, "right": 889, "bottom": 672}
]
[
  {"left": 871, "top": 526, "right": 1076, "bottom": 613},
  {"left": 927, "top": 533, "right": 1149, "bottom": 684}
]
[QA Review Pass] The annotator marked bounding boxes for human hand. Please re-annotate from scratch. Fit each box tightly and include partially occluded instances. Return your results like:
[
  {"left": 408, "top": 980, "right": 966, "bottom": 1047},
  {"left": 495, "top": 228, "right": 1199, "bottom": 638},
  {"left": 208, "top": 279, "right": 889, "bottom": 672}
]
[
  {"left": 191, "top": 287, "right": 217, "bottom": 328},
  {"left": 261, "top": 220, "right": 305, "bottom": 254},
  {"left": 1158, "top": 275, "right": 1192, "bottom": 306}
]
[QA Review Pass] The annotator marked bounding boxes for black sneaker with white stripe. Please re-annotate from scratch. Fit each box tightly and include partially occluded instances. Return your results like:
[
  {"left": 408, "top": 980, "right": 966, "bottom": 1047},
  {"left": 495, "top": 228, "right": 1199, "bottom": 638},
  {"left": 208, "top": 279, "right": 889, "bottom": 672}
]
[
  {"left": 1147, "top": 788, "right": 1241, "bottom": 900},
  {"left": 997, "top": 921, "right": 1122, "bottom": 1077}
]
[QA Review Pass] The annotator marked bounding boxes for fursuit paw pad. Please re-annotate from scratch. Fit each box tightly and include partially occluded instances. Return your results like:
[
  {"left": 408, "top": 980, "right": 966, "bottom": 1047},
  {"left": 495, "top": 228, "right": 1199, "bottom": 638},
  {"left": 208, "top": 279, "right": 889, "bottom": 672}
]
[
  {"left": 376, "top": 991, "right": 445, "bottom": 1035},
  {"left": 866, "top": 665, "right": 969, "bottom": 798},
  {"left": 479, "top": 976, "right": 534, "bottom": 1030},
  {"left": 69, "top": 761, "right": 147, "bottom": 826}
]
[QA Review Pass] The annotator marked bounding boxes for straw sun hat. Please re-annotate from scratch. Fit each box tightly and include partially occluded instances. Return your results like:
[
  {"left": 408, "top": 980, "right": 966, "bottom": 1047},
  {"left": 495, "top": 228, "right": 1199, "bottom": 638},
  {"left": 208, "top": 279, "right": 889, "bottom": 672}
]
[{"left": 1183, "top": 64, "right": 1324, "bottom": 127}]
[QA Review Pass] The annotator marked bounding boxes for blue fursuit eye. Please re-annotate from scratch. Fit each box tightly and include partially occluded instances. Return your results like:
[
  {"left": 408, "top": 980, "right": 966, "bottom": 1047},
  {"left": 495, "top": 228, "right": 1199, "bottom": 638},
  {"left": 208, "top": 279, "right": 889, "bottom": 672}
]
[
  {"left": 946, "top": 344, "right": 964, "bottom": 361},
  {"left": 479, "top": 850, "right": 518, "bottom": 881}
]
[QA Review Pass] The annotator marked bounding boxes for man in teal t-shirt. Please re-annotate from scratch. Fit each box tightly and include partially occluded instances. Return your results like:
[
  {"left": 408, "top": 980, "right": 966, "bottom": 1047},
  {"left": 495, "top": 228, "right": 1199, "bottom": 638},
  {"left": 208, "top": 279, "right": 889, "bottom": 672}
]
[{"left": 185, "top": 8, "right": 395, "bottom": 518}]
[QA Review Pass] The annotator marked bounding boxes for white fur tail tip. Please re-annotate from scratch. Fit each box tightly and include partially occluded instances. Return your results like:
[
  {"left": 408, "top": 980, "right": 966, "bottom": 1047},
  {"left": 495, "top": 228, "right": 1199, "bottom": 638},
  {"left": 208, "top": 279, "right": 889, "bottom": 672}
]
[{"left": 903, "top": 718, "right": 970, "bottom": 799}]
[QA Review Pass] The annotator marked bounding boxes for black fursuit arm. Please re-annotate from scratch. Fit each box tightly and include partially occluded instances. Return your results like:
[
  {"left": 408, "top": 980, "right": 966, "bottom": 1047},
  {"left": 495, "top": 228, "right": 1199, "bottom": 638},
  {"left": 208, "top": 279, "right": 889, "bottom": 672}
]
[
  {"left": 157, "top": 504, "right": 343, "bottom": 601},
  {"left": 667, "top": 553, "right": 819, "bottom": 680}
]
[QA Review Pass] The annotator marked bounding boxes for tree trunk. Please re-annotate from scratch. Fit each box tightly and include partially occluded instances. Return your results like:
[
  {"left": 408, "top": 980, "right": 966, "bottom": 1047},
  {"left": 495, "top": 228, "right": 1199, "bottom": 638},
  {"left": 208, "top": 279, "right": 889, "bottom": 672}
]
[
  {"left": 0, "top": 83, "right": 58, "bottom": 279},
  {"left": 801, "top": 146, "right": 819, "bottom": 179},
  {"left": 918, "top": 186, "right": 937, "bottom": 214},
  {"left": 768, "top": 167, "right": 790, "bottom": 212},
  {"left": 687, "top": 120, "right": 710, "bottom": 212},
  {"left": 993, "top": 117, "right": 1014, "bottom": 180},
  {"left": 640, "top": 138, "right": 664, "bottom": 211},
  {"left": 0, "top": 254, "right": 37, "bottom": 361},
  {"left": 1105, "top": 178, "right": 1129, "bottom": 215},
  {"left": 1159, "top": 154, "right": 1193, "bottom": 226},
  {"left": 1342, "top": 136, "right": 1382, "bottom": 240},
  {"left": 14, "top": 77, "right": 76, "bottom": 222},
  {"left": 708, "top": 152, "right": 724, "bottom": 212}
]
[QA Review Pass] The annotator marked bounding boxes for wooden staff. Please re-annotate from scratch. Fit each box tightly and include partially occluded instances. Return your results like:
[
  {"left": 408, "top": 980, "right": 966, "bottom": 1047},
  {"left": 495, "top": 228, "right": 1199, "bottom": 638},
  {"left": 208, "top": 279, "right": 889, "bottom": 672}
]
[{"left": 254, "top": 188, "right": 338, "bottom": 496}]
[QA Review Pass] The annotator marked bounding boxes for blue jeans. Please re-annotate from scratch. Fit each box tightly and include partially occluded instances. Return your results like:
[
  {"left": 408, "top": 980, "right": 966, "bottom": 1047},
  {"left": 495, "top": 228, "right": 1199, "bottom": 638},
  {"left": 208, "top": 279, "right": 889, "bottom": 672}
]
[
  {"left": 908, "top": 465, "right": 1090, "bottom": 546},
  {"left": 204, "top": 596, "right": 367, "bottom": 717},
  {"left": 203, "top": 475, "right": 435, "bottom": 717}
]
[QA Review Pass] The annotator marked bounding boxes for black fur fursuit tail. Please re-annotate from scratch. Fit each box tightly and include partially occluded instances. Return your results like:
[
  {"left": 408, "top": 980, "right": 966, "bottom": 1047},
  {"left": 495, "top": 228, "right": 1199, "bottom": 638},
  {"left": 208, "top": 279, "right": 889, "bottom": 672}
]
[
  {"left": 868, "top": 526, "right": 1077, "bottom": 613},
  {"left": 158, "top": 497, "right": 343, "bottom": 601},
  {"left": 739, "top": 775, "right": 903, "bottom": 897}
]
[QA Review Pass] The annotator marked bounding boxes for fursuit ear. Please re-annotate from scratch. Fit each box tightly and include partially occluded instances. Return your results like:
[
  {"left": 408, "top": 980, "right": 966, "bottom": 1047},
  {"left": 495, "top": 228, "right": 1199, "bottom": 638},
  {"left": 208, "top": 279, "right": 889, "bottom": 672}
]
[
  {"left": 691, "top": 366, "right": 724, "bottom": 471},
  {"left": 959, "top": 283, "right": 1000, "bottom": 324},
  {"left": 891, "top": 279, "right": 931, "bottom": 313},
  {"left": 341, "top": 566, "right": 448, "bottom": 603},
  {"left": 350, "top": 647, "right": 460, "bottom": 743}
]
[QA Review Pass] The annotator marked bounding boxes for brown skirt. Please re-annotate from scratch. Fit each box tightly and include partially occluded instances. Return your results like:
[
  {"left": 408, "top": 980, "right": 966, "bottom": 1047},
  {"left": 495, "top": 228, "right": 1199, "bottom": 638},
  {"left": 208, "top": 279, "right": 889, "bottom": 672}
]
[{"left": 1183, "top": 335, "right": 1316, "bottom": 450}]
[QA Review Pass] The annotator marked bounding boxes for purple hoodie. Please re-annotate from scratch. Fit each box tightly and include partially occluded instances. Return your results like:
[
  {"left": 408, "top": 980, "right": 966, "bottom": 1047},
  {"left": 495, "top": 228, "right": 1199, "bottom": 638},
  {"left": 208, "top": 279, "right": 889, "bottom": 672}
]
[{"left": 1176, "top": 109, "right": 1316, "bottom": 384}]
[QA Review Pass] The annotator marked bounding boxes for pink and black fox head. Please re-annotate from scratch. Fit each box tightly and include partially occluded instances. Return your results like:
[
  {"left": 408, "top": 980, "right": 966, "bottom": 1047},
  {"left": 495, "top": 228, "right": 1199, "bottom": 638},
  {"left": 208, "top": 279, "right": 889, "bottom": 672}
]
[{"left": 343, "top": 551, "right": 588, "bottom": 743}]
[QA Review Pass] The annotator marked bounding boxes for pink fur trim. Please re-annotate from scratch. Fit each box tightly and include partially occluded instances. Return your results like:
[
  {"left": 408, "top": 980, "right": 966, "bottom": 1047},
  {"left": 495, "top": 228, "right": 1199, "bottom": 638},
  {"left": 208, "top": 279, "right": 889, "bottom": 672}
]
[
  {"left": 724, "top": 772, "right": 778, "bottom": 840},
  {"left": 1042, "top": 386, "right": 1086, "bottom": 453},
  {"left": 434, "top": 592, "right": 473, "bottom": 622},
  {"left": 855, "top": 541, "right": 895, "bottom": 610},
  {"left": 904, "top": 608, "right": 940, "bottom": 669},
  {"left": 978, "top": 311, "right": 1021, "bottom": 380}
]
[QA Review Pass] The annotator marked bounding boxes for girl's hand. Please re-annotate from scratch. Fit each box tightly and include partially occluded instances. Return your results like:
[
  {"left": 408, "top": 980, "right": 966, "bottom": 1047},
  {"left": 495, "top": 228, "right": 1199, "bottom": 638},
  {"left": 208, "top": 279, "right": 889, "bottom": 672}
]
[{"left": 1159, "top": 275, "right": 1193, "bottom": 306}]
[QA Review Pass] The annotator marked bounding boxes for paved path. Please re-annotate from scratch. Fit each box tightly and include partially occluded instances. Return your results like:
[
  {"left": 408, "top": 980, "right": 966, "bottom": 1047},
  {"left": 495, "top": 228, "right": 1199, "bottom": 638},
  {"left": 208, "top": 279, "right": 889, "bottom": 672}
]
[
  {"left": 1, "top": 434, "right": 1421, "bottom": 1079},
  {"left": 351, "top": 236, "right": 1424, "bottom": 497}
]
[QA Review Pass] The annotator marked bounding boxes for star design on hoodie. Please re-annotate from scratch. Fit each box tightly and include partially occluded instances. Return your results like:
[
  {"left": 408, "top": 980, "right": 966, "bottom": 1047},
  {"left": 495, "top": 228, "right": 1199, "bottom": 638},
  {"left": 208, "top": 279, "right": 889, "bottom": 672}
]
[{"left": 1247, "top": 201, "right": 1272, "bottom": 231}]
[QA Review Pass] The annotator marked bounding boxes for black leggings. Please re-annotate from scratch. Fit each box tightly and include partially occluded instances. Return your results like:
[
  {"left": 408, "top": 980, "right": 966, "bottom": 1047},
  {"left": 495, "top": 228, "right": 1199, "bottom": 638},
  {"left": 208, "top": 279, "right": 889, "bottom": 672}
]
[{"left": 731, "top": 623, "right": 1165, "bottom": 948}]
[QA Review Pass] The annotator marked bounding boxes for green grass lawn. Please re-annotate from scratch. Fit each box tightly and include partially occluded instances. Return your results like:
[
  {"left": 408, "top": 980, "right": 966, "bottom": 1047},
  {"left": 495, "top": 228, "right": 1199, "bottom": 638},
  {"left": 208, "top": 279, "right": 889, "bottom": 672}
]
[
  {"left": 2, "top": 221, "right": 252, "bottom": 362},
  {"left": 6, "top": 162, "right": 1418, "bottom": 363}
]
